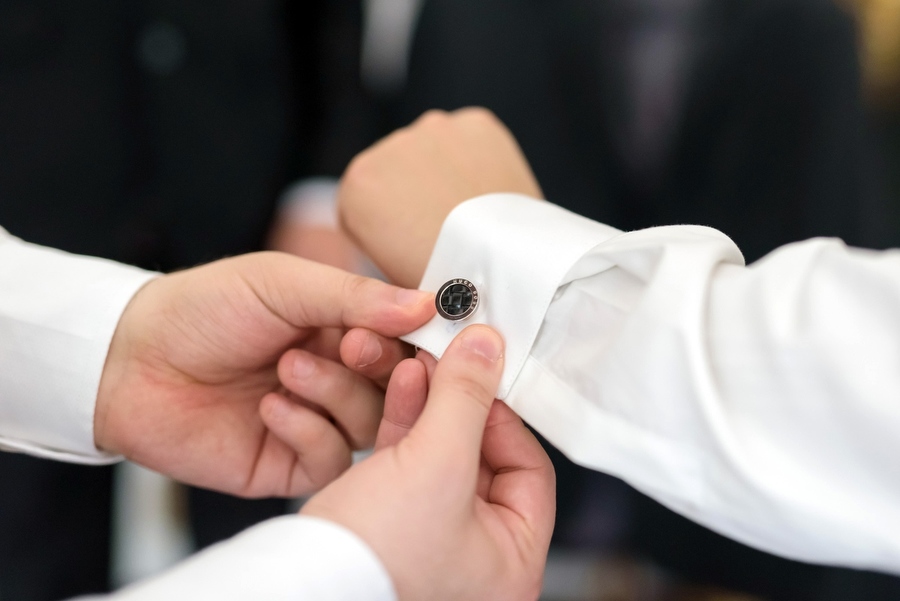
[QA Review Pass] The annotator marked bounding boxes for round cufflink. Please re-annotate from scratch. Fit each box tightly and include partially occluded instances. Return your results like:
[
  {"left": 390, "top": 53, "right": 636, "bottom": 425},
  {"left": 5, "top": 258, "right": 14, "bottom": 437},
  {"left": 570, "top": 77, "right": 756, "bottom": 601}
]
[{"left": 436, "top": 279, "right": 479, "bottom": 321}]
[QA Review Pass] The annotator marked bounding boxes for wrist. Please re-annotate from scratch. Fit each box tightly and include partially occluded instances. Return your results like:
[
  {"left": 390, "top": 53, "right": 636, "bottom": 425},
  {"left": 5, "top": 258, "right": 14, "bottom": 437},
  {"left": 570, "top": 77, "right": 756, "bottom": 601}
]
[{"left": 94, "top": 277, "right": 157, "bottom": 454}]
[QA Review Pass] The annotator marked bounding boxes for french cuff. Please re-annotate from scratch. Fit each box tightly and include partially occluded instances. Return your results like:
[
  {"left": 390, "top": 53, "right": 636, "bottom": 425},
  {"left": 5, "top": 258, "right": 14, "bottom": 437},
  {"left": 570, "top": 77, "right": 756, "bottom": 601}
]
[
  {"left": 109, "top": 516, "right": 396, "bottom": 601},
  {"left": 402, "top": 194, "right": 621, "bottom": 399},
  {"left": 0, "top": 236, "right": 157, "bottom": 464}
]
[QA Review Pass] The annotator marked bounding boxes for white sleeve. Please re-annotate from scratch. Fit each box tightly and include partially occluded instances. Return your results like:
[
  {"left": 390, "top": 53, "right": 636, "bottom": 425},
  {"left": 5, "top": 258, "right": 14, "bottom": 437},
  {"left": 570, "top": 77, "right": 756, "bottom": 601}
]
[
  {"left": 404, "top": 193, "right": 900, "bottom": 575},
  {"left": 76, "top": 516, "right": 396, "bottom": 601},
  {"left": 0, "top": 229, "right": 398, "bottom": 599},
  {"left": 0, "top": 227, "right": 157, "bottom": 463}
]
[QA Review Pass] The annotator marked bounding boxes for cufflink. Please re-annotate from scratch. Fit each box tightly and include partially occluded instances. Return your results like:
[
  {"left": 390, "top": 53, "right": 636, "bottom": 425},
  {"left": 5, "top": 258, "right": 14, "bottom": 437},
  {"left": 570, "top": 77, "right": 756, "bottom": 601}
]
[{"left": 436, "top": 279, "right": 479, "bottom": 321}]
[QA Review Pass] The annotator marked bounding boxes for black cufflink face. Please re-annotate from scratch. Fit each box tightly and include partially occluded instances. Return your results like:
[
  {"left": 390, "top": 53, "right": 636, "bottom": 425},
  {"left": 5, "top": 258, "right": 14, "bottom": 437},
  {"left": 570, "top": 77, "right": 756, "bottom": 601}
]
[{"left": 436, "top": 279, "right": 479, "bottom": 321}]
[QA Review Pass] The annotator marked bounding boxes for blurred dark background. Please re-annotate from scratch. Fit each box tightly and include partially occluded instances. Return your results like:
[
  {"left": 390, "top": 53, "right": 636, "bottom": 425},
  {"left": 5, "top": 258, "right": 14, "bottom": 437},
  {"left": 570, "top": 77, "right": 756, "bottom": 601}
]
[{"left": 0, "top": 0, "right": 898, "bottom": 599}]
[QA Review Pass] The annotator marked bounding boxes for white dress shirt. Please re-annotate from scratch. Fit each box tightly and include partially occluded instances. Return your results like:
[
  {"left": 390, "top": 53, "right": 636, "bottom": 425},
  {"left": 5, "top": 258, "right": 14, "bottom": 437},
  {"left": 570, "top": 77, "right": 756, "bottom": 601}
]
[
  {"left": 405, "top": 193, "right": 900, "bottom": 575},
  {"left": 0, "top": 227, "right": 395, "bottom": 600}
]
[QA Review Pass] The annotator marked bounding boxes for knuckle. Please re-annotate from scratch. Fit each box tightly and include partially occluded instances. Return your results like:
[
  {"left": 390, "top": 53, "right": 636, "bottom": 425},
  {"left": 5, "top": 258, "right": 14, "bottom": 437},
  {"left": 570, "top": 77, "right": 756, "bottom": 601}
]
[
  {"left": 415, "top": 108, "right": 449, "bottom": 129},
  {"left": 459, "top": 106, "right": 499, "bottom": 123},
  {"left": 458, "top": 106, "right": 500, "bottom": 127},
  {"left": 338, "top": 378, "right": 381, "bottom": 448},
  {"left": 340, "top": 274, "right": 369, "bottom": 307},
  {"left": 387, "top": 127, "right": 418, "bottom": 151},
  {"left": 319, "top": 363, "right": 351, "bottom": 400},
  {"left": 451, "top": 376, "right": 496, "bottom": 413},
  {"left": 310, "top": 449, "right": 350, "bottom": 490},
  {"left": 340, "top": 151, "right": 375, "bottom": 194},
  {"left": 339, "top": 274, "right": 378, "bottom": 327}
]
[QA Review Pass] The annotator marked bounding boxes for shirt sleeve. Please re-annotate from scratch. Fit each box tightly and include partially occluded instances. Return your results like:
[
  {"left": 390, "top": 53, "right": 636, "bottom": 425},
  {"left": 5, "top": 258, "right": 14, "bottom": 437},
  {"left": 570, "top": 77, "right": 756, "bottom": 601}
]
[
  {"left": 0, "top": 227, "right": 157, "bottom": 464},
  {"left": 403, "top": 193, "right": 900, "bottom": 575},
  {"left": 75, "top": 515, "right": 396, "bottom": 601}
]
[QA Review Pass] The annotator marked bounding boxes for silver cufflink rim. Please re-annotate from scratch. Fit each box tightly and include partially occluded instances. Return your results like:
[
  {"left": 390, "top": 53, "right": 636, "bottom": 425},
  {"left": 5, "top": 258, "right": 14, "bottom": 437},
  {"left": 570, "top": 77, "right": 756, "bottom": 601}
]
[{"left": 435, "top": 278, "right": 479, "bottom": 321}]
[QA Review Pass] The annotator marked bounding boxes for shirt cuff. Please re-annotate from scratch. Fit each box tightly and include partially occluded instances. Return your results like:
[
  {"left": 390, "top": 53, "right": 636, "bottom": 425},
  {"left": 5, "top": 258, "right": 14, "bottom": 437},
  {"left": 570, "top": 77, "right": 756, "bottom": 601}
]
[
  {"left": 401, "top": 194, "right": 621, "bottom": 399},
  {"left": 277, "top": 177, "right": 340, "bottom": 229},
  {"left": 105, "top": 516, "right": 396, "bottom": 601},
  {"left": 0, "top": 232, "right": 157, "bottom": 464}
]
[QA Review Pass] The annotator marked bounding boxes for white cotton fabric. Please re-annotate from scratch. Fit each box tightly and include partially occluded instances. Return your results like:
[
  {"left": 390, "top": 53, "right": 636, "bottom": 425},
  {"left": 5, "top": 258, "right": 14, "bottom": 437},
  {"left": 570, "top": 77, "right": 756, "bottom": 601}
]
[
  {"left": 0, "top": 227, "right": 155, "bottom": 463},
  {"left": 404, "top": 194, "right": 621, "bottom": 399},
  {"left": 404, "top": 193, "right": 900, "bottom": 574},
  {"left": 78, "top": 516, "right": 396, "bottom": 601}
]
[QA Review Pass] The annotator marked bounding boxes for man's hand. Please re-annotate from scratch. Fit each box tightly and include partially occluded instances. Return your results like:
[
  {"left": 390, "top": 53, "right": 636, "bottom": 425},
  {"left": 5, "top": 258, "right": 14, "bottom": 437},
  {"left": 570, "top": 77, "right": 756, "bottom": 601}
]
[
  {"left": 94, "top": 252, "right": 434, "bottom": 497},
  {"left": 303, "top": 325, "right": 556, "bottom": 600},
  {"left": 338, "top": 108, "right": 541, "bottom": 288},
  {"left": 267, "top": 216, "right": 364, "bottom": 274}
]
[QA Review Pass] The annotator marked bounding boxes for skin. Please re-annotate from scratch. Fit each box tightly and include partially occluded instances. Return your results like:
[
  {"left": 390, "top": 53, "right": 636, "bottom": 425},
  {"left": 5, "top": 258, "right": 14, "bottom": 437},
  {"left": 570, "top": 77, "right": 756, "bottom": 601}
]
[
  {"left": 267, "top": 217, "right": 366, "bottom": 275},
  {"left": 92, "top": 107, "right": 554, "bottom": 598},
  {"left": 338, "top": 107, "right": 542, "bottom": 288},
  {"left": 94, "top": 251, "right": 434, "bottom": 498},
  {"left": 302, "top": 108, "right": 556, "bottom": 597},
  {"left": 303, "top": 325, "right": 556, "bottom": 601}
]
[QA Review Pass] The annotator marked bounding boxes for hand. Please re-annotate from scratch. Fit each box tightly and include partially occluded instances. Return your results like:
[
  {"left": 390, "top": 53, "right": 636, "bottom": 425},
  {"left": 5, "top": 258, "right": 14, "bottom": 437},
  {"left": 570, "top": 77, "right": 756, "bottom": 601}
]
[
  {"left": 94, "top": 252, "right": 434, "bottom": 497},
  {"left": 338, "top": 108, "right": 541, "bottom": 287},
  {"left": 267, "top": 213, "right": 365, "bottom": 274},
  {"left": 303, "top": 325, "right": 556, "bottom": 600}
]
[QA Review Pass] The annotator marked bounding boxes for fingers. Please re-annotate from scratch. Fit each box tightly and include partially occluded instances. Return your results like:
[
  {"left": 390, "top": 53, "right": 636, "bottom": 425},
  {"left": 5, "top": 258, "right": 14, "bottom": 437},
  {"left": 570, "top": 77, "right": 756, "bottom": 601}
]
[
  {"left": 278, "top": 348, "right": 384, "bottom": 449},
  {"left": 414, "top": 108, "right": 543, "bottom": 200},
  {"left": 412, "top": 325, "right": 505, "bottom": 470},
  {"left": 244, "top": 253, "right": 435, "bottom": 337},
  {"left": 374, "top": 358, "right": 429, "bottom": 450},
  {"left": 341, "top": 328, "right": 416, "bottom": 388},
  {"left": 481, "top": 400, "right": 556, "bottom": 550},
  {"left": 301, "top": 327, "right": 345, "bottom": 364},
  {"left": 416, "top": 348, "right": 438, "bottom": 380},
  {"left": 259, "top": 392, "right": 353, "bottom": 495}
]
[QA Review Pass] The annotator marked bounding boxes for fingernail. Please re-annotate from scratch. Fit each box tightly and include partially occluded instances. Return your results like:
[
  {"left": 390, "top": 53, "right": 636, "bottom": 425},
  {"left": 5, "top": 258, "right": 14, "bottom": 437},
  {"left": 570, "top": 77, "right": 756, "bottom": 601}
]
[
  {"left": 460, "top": 326, "right": 503, "bottom": 362},
  {"left": 396, "top": 288, "right": 432, "bottom": 307},
  {"left": 292, "top": 354, "right": 316, "bottom": 379},
  {"left": 356, "top": 332, "right": 383, "bottom": 368}
]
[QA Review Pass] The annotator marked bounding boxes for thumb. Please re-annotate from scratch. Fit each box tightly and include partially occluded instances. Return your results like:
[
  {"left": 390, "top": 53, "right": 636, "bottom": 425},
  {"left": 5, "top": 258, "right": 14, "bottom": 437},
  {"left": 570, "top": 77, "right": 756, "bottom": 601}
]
[
  {"left": 411, "top": 325, "right": 505, "bottom": 469},
  {"left": 240, "top": 252, "right": 435, "bottom": 337}
]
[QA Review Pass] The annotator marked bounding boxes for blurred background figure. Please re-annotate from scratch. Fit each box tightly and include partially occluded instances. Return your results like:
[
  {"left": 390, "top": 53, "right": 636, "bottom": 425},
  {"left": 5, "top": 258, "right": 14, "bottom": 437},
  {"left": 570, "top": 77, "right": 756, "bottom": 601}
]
[
  {"left": 0, "top": 2, "right": 375, "bottom": 599},
  {"left": 364, "top": 0, "right": 900, "bottom": 599},
  {"left": 1, "top": 0, "right": 899, "bottom": 600}
]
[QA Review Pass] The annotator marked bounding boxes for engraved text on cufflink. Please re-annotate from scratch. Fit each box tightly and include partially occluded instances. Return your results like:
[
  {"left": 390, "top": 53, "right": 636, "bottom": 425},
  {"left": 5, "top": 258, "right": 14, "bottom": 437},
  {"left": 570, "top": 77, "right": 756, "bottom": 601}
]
[{"left": 436, "top": 279, "right": 479, "bottom": 321}]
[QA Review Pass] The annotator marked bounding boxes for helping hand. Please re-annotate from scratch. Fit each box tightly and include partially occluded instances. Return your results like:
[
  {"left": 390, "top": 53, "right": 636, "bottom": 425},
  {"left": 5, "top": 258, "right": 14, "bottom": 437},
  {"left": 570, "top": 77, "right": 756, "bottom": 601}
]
[
  {"left": 94, "top": 252, "right": 434, "bottom": 497},
  {"left": 303, "top": 325, "right": 556, "bottom": 600}
]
